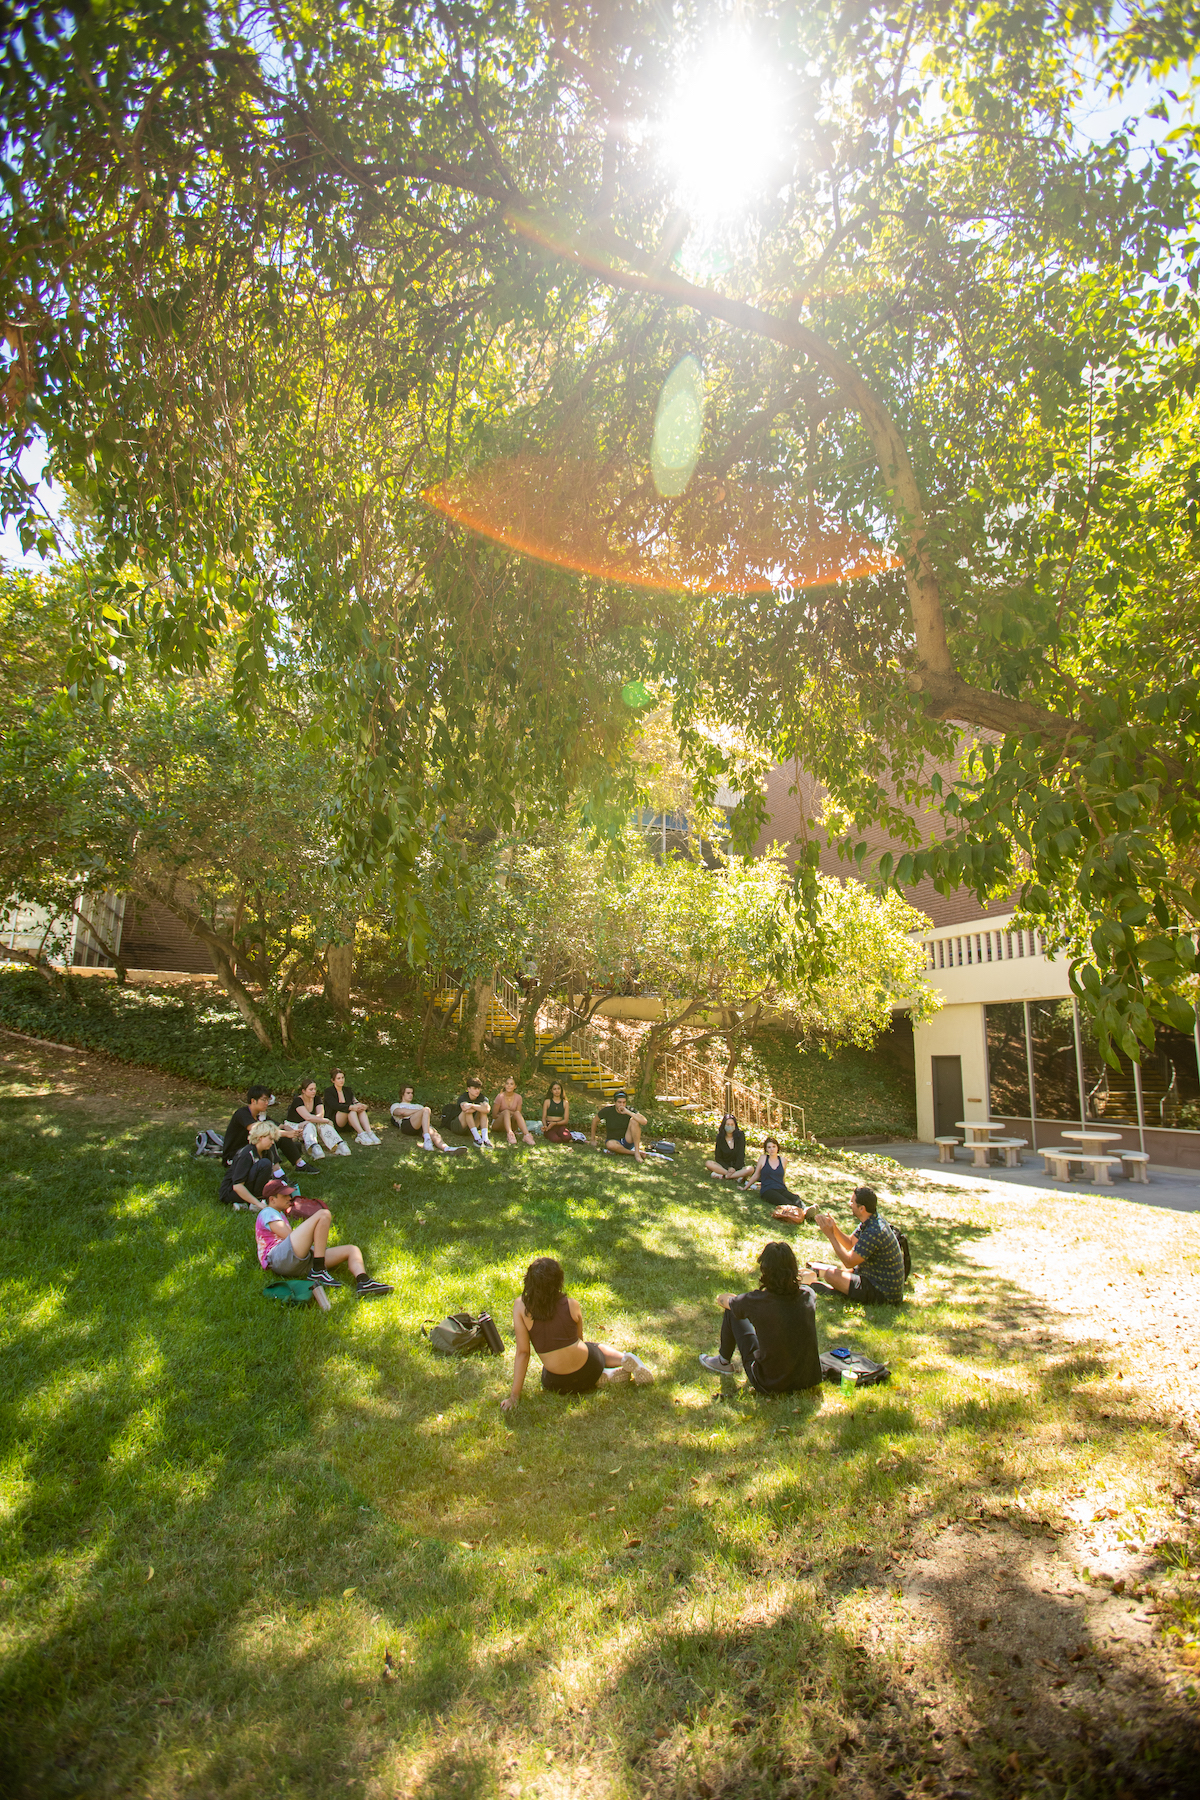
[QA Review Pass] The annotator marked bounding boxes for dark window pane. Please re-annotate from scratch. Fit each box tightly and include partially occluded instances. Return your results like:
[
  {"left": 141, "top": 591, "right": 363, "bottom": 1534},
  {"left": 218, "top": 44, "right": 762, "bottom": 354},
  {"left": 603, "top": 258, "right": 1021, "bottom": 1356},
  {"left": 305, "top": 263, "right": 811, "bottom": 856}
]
[
  {"left": 1029, "top": 1000, "right": 1081, "bottom": 1123},
  {"left": 1148, "top": 1025, "right": 1200, "bottom": 1130},
  {"left": 986, "top": 1003, "right": 1028, "bottom": 1116}
]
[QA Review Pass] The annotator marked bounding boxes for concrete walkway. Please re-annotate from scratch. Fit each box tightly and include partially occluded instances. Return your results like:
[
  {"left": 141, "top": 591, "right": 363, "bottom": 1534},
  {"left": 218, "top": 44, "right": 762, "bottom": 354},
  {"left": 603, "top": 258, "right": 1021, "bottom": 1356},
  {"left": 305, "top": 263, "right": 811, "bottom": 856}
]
[{"left": 870, "top": 1140, "right": 1200, "bottom": 1214}]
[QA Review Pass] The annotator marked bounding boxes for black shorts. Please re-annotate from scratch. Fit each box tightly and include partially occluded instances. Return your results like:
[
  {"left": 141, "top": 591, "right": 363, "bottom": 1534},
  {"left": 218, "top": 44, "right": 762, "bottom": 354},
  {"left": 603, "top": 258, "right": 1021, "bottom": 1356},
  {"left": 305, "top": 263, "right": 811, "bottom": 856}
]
[
  {"left": 399, "top": 1116, "right": 423, "bottom": 1138},
  {"left": 541, "top": 1342, "right": 605, "bottom": 1394},
  {"left": 846, "top": 1272, "right": 891, "bottom": 1305}
]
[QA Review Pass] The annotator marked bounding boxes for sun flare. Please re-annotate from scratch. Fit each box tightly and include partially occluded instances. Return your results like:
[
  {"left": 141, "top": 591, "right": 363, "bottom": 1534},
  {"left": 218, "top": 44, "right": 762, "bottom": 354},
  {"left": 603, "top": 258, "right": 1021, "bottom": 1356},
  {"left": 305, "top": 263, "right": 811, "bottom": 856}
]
[{"left": 659, "top": 38, "right": 786, "bottom": 221}]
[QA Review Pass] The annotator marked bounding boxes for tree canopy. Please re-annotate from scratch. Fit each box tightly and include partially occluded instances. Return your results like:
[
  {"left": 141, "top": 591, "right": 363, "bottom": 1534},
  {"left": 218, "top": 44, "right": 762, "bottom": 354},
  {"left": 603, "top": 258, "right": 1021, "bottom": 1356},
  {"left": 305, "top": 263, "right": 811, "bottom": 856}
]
[{"left": 3, "top": 0, "right": 1199, "bottom": 1058}]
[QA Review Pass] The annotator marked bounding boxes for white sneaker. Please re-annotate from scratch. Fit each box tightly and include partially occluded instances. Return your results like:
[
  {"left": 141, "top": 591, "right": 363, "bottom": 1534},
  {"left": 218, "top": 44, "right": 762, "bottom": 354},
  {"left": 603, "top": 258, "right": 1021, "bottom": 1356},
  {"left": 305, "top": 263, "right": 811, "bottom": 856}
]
[
  {"left": 368, "top": 1131, "right": 382, "bottom": 1145},
  {"left": 355, "top": 1131, "right": 372, "bottom": 1145},
  {"left": 622, "top": 1353, "right": 654, "bottom": 1385},
  {"left": 335, "top": 1140, "right": 352, "bottom": 1156},
  {"left": 601, "top": 1362, "right": 633, "bottom": 1384},
  {"left": 310, "top": 1143, "right": 326, "bottom": 1160}
]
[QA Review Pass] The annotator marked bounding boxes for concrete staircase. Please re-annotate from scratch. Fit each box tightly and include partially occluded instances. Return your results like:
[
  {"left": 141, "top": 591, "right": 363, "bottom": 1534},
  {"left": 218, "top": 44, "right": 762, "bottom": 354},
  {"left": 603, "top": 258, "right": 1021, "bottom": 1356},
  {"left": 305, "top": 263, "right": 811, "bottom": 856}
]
[{"left": 431, "top": 982, "right": 623, "bottom": 1095}]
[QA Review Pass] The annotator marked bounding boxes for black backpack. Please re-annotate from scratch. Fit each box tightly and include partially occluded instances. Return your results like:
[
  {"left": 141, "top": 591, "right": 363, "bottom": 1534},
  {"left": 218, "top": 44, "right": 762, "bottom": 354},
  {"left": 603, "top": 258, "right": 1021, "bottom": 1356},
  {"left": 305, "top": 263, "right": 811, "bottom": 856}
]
[
  {"left": 422, "top": 1310, "right": 505, "bottom": 1356},
  {"left": 892, "top": 1225, "right": 912, "bottom": 1278},
  {"left": 820, "top": 1349, "right": 890, "bottom": 1386}
]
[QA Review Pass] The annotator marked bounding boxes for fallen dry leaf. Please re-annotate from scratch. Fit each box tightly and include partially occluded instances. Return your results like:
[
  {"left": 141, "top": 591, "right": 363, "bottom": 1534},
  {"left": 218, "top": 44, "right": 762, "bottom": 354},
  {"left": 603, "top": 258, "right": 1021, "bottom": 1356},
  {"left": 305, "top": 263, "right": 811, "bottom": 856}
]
[
  {"left": 343, "top": 1587, "right": 357, "bottom": 1597},
  {"left": 342, "top": 1697, "right": 354, "bottom": 1711},
  {"left": 146, "top": 1566, "right": 154, "bottom": 1582}
]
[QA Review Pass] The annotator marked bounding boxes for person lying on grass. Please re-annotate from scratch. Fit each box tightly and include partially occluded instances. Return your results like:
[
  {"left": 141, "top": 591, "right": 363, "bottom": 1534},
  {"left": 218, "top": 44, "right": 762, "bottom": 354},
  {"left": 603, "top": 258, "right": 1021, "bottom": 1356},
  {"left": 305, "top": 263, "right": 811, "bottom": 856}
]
[
  {"left": 501, "top": 1256, "right": 654, "bottom": 1408},
  {"left": 324, "top": 1068, "right": 380, "bottom": 1145},
  {"left": 389, "top": 1083, "right": 461, "bottom": 1152},
  {"left": 588, "top": 1090, "right": 647, "bottom": 1161},
  {"left": 440, "top": 1077, "right": 493, "bottom": 1148},
  {"left": 222, "top": 1085, "right": 309, "bottom": 1171},
  {"left": 705, "top": 1113, "right": 750, "bottom": 1180},
  {"left": 492, "top": 1076, "right": 536, "bottom": 1147},
  {"left": 795, "top": 1185, "right": 906, "bottom": 1305},
  {"left": 250, "top": 1192, "right": 393, "bottom": 1297},
  {"left": 741, "top": 1137, "right": 810, "bottom": 1207},
  {"left": 287, "top": 1077, "right": 351, "bottom": 1158},
  {"left": 541, "top": 1079, "right": 574, "bottom": 1147},
  {"left": 698, "top": 1240, "right": 821, "bottom": 1394}
]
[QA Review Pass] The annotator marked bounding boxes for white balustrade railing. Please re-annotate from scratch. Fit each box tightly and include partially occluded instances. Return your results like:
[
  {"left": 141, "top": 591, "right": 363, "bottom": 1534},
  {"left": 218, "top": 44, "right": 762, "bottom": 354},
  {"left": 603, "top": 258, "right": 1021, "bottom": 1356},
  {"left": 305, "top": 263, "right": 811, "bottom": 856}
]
[{"left": 922, "top": 922, "right": 1046, "bottom": 972}]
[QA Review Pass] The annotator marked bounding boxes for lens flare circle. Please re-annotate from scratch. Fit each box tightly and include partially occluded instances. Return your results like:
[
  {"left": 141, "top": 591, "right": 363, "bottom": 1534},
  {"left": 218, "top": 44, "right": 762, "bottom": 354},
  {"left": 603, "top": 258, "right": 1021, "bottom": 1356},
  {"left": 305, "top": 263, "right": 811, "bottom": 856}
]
[
  {"left": 425, "top": 455, "right": 900, "bottom": 596},
  {"left": 652, "top": 355, "right": 705, "bottom": 497}
]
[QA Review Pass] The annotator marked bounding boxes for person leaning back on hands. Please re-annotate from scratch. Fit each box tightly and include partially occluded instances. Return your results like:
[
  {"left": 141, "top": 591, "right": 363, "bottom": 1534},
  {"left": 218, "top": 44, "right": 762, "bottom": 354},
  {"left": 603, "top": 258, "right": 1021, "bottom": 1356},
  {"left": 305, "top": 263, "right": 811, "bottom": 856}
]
[
  {"left": 799, "top": 1184, "right": 906, "bottom": 1305},
  {"left": 501, "top": 1256, "right": 653, "bottom": 1409}
]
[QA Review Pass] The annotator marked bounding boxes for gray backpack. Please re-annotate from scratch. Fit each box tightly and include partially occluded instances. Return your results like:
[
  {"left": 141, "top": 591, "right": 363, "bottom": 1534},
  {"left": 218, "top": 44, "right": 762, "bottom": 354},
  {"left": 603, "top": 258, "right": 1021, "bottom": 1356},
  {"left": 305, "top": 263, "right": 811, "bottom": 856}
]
[{"left": 423, "top": 1311, "right": 504, "bottom": 1356}]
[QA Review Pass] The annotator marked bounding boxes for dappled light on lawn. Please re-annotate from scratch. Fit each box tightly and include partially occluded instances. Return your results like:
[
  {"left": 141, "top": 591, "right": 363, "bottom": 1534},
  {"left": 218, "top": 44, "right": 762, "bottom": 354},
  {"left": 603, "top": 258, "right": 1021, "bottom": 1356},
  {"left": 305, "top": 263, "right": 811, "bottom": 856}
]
[{"left": 425, "top": 455, "right": 900, "bottom": 594}]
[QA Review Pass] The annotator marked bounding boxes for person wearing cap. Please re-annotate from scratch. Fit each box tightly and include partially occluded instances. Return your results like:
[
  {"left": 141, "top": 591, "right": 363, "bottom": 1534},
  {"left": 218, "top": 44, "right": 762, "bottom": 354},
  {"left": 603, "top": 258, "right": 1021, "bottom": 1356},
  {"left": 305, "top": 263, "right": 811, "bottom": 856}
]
[
  {"left": 588, "top": 1090, "right": 647, "bottom": 1162},
  {"left": 439, "top": 1076, "right": 493, "bottom": 1148}
]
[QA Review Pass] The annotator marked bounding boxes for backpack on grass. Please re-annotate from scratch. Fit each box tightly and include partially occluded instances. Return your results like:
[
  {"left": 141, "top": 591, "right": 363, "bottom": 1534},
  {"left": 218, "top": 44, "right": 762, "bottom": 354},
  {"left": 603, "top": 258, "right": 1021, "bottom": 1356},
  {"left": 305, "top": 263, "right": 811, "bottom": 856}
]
[
  {"left": 820, "top": 1348, "right": 890, "bottom": 1387},
  {"left": 423, "top": 1311, "right": 505, "bottom": 1356},
  {"left": 263, "top": 1279, "right": 316, "bottom": 1307},
  {"left": 193, "top": 1129, "right": 225, "bottom": 1159},
  {"left": 891, "top": 1226, "right": 912, "bottom": 1278}
]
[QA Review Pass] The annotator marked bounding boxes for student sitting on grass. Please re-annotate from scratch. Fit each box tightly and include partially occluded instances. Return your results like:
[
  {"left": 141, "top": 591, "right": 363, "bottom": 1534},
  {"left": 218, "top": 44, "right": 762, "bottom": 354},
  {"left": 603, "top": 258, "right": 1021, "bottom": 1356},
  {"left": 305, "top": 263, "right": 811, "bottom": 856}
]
[
  {"left": 389, "top": 1083, "right": 461, "bottom": 1152},
  {"left": 588, "top": 1090, "right": 647, "bottom": 1162},
  {"left": 501, "top": 1256, "right": 653, "bottom": 1407},
  {"left": 287, "top": 1078, "right": 350, "bottom": 1158},
  {"left": 251, "top": 1190, "right": 393, "bottom": 1297},
  {"left": 705, "top": 1113, "right": 750, "bottom": 1180},
  {"left": 541, "top": 1079, "right": 574, "bottom": 1146},
  {"left": 220, "top": 1118, "right": 281, "bottom": 1207},
  {"left": 222, "top": 1086, "right": 309, "bottom": 1170},
  {"left": 440, "top": 1077, "right": 493, "bottom": 1148},
  {"left": 324, "top": 1069, "right": 380, "bottom": 1145},
  {"left": 741, "top": 1137, "right": 809, "bottom": 1207},
  {"left": 698, "top": 1241, "right": 821, "bottom": 1394},
  {"left": 492, "top": 1075, "right": 536, "bottom": 1147},
  {"left": 798, "top": 1185, "right": 906, "bottom": 1305}
]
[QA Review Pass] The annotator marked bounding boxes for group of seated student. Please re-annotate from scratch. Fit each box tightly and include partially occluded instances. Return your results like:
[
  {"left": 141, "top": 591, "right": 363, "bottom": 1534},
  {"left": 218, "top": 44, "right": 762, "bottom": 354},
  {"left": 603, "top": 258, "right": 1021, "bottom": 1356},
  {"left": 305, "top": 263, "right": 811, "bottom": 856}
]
[
  {"left": 221, "top": 1118, "right": 393, "bottom": 1297},
  {"left": 502, "top": 1183, "right": 903, "bottom": 1410},
  {"left": 387, "top": 1075, "right": 585, "bottom": 1152},
  {"left": 706, "top": 1116, "right": 809, "bottom": 1207},
  {"left": 222, "top": 1075, "right": 380, "bottom": 1173}
]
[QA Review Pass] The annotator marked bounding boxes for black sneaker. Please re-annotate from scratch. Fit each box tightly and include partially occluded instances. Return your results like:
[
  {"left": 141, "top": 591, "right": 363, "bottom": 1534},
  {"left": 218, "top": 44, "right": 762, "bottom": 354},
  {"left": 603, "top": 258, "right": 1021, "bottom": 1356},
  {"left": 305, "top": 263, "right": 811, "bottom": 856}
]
[
  {"left": 308, "top": 1267, "right": 343, "bottom": 1288},
  {"left": 355, "top": 1276, "right": 394, "bottom": 1298}
]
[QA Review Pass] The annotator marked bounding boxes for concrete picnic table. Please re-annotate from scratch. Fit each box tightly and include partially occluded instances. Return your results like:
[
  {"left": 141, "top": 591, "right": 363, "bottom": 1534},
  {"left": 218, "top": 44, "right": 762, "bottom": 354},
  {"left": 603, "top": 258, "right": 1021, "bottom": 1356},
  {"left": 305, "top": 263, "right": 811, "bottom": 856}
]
[
  {"left": 1059, "top": 1128, "right": 1124, "bottom": 1149},
  {"left": 955, "top": 1120, "right": 1013, "bottom": 1168}
]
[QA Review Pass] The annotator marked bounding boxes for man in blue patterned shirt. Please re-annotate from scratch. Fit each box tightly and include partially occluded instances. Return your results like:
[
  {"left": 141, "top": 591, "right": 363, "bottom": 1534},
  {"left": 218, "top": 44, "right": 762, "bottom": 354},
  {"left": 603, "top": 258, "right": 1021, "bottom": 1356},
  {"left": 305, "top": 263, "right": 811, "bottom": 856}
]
[{"left": 804, "top": 1186, "right": 906, "bottom": 1304}]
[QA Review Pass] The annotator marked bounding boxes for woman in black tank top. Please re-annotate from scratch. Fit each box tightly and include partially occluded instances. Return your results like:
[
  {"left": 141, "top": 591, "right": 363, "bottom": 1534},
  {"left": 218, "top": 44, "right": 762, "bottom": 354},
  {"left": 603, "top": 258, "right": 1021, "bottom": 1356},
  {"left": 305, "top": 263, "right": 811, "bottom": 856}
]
[{"left": 501, "top": 1257, "right": 655, "bottom": 1408}]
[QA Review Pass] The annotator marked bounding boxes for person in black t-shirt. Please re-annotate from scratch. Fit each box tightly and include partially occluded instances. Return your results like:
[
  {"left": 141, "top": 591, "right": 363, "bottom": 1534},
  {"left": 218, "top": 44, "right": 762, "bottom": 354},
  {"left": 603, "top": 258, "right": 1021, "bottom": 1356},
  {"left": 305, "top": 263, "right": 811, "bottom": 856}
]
[
  {"left": 221, "top": 1085, "right": 308, "bottom": 1169},
  {"left": 439, "top": 1077, "right": 493, "bottom": 1147},
  {"left": 705, "top": 1114, "right": 749, "bottom": 1180},
  {"left": 324, "top": 1068, "right": 380, "bottom": 1145},
  {"left": 219, "top": 1119, "right": 281, "bottom": 1205},
  {"left": 698, "top": 1241, "right": 821, "bottom": 1394},
  {"left": 588, "top": 1091, "right": 647, "bottom": 1162}
]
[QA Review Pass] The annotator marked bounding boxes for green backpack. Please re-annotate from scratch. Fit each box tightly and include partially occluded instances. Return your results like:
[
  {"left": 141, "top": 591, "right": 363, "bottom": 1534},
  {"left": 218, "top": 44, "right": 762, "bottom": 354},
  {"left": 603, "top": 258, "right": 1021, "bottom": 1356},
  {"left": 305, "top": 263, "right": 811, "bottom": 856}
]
[{"left": 263, "top": 1279, "right": 315, "bottom": 1307}]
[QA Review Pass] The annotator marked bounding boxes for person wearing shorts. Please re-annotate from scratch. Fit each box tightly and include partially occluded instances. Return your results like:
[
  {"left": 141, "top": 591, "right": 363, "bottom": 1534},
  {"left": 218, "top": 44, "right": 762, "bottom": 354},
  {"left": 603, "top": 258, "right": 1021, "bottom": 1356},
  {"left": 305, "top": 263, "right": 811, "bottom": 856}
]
[
  {"left": 389, "top": 1083, "right": 458, "bottom": 1152},
  {"left": 802, "top": 1185, "right": 906, "bottom": 1304},
  {"left": 588, "top": 1091, "right": 646, "bottom": 1161},
  {"left": 541, "top": 1080, "right": 574, "bottom": 1147},
  {"left": 252, "top": 1198, "right": 393, "bottom": 1297},
  {"left": 325, "top": 1069, "right": 380, "bottom": 1145},
  {"left": 439, "top": 1078, "right": 492, "bottom": 1147},
  {"left": 501, "top": 1256, "right": 654, "bottom": 1408},
  {"left": 492, "top": 1076, "right": 535, "bottom": 1146}
]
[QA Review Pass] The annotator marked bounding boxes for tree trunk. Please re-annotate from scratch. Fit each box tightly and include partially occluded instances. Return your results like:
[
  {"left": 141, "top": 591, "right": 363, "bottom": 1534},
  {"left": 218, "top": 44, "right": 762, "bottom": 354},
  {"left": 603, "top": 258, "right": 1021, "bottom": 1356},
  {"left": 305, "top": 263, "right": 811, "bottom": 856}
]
[
  {"left": 634, "top": 1000, "right": 709, "bottom": 1108},
  {"left": 325, "top": 939, "right": 353, "bottom": 1015},
  {"left": 469, "top": 977, "right": 494, "bottom": 1055},
  {"left": 131, "top": 874, "right": 274, "bottom": 1048},
  {"left": 415, "top": 986, "right": 439, "bottom": 1076},
  {"left": 516, "top": 982, "right": 551, "bottom": 1081}
]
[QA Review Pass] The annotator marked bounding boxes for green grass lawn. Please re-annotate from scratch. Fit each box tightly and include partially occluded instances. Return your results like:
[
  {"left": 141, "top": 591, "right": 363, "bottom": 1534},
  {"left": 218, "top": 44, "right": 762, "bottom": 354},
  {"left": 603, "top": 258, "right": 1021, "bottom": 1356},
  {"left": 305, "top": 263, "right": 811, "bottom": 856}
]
[{"left": 1, "top": 1072, "right": 1194, "bottom": 1799}]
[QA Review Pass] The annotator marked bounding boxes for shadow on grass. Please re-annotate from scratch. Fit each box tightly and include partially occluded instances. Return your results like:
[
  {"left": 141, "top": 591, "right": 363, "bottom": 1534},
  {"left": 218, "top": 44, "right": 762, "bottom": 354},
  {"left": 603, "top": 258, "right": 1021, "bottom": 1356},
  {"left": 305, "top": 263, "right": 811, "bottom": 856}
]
[{"left": 1, "top": 1094, "right": 1194, "bottom": 1800}]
